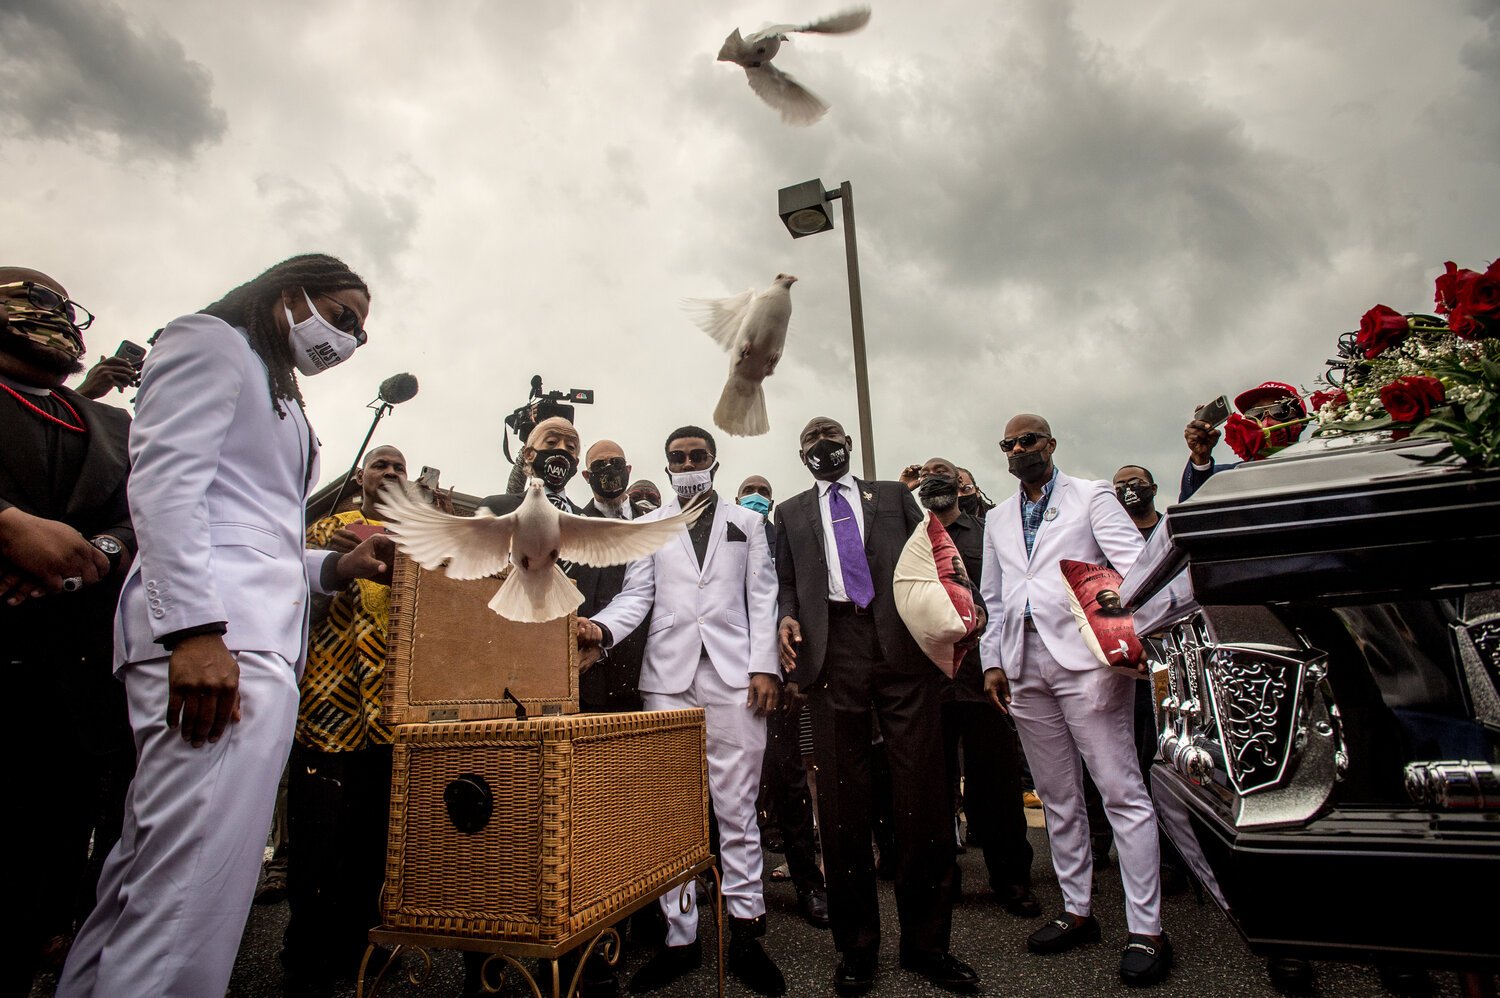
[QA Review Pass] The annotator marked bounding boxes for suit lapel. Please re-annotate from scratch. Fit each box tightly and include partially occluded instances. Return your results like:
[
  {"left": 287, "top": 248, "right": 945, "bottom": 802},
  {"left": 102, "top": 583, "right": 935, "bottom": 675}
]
[
  {"left": 853, "top": 477, "right": 876, "bottom": 550},
  {"left": 1029, "top": 475, "right": 1068, "bottom": 563},
  {"left": 662, "top": 495, "right": 697, "bottom": 567},
  {"left": 802, "top": 487, "right": 826, "bottom": 559},
  {"left": 65, "top": 397, "right": 129, "bottom": 518},
  {"left": 699, "top": 497, "right": 728, "bottom": 577}
]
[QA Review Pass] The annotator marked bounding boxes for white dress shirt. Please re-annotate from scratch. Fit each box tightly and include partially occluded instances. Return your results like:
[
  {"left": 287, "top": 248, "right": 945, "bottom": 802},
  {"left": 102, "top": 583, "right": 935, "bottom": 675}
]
[
  {"left": 592, "top": 496, "right": 633, "bottom": 519},
  {"left": 816, "top": 472, "right": 866, "bottom": 602}
]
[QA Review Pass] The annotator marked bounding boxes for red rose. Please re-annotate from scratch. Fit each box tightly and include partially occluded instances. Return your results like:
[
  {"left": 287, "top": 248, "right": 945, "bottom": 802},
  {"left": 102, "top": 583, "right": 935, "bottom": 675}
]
[
  {"left": 1356, "top": 304, "right": 1410, "bottom": 358},
  {"left": 1455, "top": 262, "right": 1500, "bottom": 320},
  {"left": 1378, "top": 375, "right": 1445, "bottom": 424},
  {"left": 1309, "top": 388, "right": 1348, "bottom": 412},
  {"left": 1434, "top": 261, "right": 1469, "bottom": 314},
  {"left": 1223, "top": 412, "right": 1267, "bottom": 461}
]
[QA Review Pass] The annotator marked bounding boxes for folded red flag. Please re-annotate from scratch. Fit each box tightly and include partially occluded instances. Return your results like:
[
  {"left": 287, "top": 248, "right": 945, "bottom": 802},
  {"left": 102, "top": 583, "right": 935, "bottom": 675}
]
[
  {"left": 894, "top": 511, "right": 982, "bottom": 678},
  {"left": 1059, "top": 559, "right": 1145, "bottom": 677}
]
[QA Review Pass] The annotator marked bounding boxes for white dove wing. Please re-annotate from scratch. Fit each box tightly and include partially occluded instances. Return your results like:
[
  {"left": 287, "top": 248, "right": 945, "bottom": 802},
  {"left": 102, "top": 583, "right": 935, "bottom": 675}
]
[
  {"left": 376, "top": 485, "right": 516, "bottom": 580},
  {"left": 555, "top": 503, "right": 707, "bottom": 567},
  {"left": 745, "top": 64, "right": 828, "bottom": 126},
  {"left": 684, "top": 288, "right": 755, "bottom": 351},
  {"left": 793, "top": 6, "right": 871, "bottom": 34}
]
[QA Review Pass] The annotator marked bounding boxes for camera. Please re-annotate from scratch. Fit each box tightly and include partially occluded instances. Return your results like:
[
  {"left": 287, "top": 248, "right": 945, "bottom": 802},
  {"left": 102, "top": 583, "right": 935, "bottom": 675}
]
[{"left": 502, "top": 375, "right": 594, "bottom": 466}]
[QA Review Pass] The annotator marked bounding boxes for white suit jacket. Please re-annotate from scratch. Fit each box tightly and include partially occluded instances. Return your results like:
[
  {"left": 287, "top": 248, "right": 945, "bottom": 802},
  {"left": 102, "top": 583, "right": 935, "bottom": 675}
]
[
  {"left": 114, "top": 313, "right": 337, "bottom": 673},
  {"left": 591, "top": 494, "right": 779, "bottom": 696},
  {"left": 979, "top": 471, "right": 1144, "bottom": 678}
]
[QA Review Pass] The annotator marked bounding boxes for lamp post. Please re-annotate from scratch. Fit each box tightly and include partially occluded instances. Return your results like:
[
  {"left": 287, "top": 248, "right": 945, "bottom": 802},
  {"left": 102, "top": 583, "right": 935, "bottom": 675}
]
[{"left": 777, "top": 178, "right": 877, "bottom": 480}]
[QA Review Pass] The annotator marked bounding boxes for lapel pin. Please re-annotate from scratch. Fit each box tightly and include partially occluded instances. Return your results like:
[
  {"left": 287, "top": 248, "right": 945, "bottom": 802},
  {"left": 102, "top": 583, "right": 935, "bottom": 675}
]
[
  {"left": 1044, "top": 507, "right": 1059, "bottom": 521},
  {"left": 862, "top": 490, "right": 874, "bottom": 501}
]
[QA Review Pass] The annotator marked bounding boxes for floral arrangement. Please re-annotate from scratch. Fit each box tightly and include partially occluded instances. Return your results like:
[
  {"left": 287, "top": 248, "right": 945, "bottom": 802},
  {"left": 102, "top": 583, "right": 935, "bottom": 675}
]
[{"left": 1312, "top": 257, "right": 1500, "bottom": 467}]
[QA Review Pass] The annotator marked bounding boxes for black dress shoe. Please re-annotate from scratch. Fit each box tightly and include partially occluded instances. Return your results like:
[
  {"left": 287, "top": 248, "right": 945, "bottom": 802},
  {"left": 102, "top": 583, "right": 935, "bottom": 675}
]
[
  {"left": 627, "top": 940, "right": 700, "bottom": 994},
  {"left": 728, "top": 917, "right": 786, "bottom": 997},
  {"left": 993, "top": 883, "right": 1043, "bottom": 917},
  {"left": 899, "top": 952, "right": 980, "bottom": 993},
  {"left": 833, "top": 950, "right": 877, "bottom": 996},
  {"left": 1266, "top": 956, "right": 1315, "bottom": 997},
  {"left": 797, "top": 887, "right": 831, "bottom": 929},
  {"left": 1120, "top": 933, "right": 1172, "bottom": 987},
  {"left": 1027, "top": 913, "right": 1101, "bottom": 954}
]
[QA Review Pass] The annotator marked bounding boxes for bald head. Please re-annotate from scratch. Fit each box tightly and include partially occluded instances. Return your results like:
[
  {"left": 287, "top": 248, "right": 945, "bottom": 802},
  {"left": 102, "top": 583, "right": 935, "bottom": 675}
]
[
  {"left": 1003, "top": 413, "right": 1052, "bottom": 438},
  {"left": 586, "top": 439, "right": 625, "bottom": 465},
  {"left": 738, "top": 475, "right": 772, "bottom": 499},
  {"left": 0, "top": 267, "right": 66, "bottom": 296},
  {"left": 527, "top": 416, "right": 580, "bottom": 452}
]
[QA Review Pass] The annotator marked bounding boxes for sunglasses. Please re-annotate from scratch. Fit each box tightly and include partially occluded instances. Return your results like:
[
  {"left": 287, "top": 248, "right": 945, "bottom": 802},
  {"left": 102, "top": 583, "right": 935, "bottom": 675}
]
[
  {"left": 0, "top": 281, "right": 94, "bottom": 330},
  {"left": 313, "top": 292, "right": 367, "bottom": 344},
  {"left": 998, "top": 432, "right": 1051, "bottom": 452},
  {"left": 1243, "top": 399, "right": 1302, "bottom": 423},
  {"left": 589, "top": 457, "right": 628, "bottom": 474},
  {"left": 668, "top": 449, "right": 714, "bottom": 465},
  {"left": 1116, "top": 479, "right": 1152, "bottom": 492}
]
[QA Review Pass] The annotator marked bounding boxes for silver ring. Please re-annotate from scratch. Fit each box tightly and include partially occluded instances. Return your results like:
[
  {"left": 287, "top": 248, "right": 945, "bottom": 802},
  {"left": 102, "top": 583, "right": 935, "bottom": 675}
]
[{"left": 62, "top": 576, "right": 84, "bottom": 592}]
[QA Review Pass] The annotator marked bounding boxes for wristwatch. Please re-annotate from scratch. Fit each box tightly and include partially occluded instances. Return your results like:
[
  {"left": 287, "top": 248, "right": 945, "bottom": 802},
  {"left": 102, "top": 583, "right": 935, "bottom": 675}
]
[{"left": 90, "top": 534, "right": 124, "bottom": 571}]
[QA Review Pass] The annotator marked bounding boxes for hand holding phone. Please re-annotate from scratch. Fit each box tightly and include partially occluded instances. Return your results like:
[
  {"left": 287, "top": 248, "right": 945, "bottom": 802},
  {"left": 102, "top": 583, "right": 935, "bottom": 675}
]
[{"left": 1193, "top": 395, "right": 1231, "bottom": 429}]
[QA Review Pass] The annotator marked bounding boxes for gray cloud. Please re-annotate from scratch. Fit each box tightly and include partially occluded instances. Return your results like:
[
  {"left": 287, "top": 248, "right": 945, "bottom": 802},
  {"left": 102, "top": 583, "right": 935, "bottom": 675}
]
[{"left": 0, "top": 0, "right": 226, "bottom": 158}]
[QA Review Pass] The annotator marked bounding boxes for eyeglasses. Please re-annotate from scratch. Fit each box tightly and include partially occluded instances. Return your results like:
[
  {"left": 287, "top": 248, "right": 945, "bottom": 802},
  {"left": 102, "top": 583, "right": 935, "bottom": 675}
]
[
  {"left": 998, "top": 432, "right": 1051, "bottom": 452},
  {"left": 1243, "top": 399, "right": 1302, "bottom": 423},
  {"left": 313, "top": 292, "right": 367, "bottom": 344},
  {"left": 1115, "top": 479, "right": 1152, "bottom": 492},
  {"left": 589, "top": 457, "right": 627, "bottom": 474},
  {"left": 668, "top": 449, "right": 714, "bottom": 465},
  {"left": 0, "top": 281, "right": 94, "bottom": 330}
]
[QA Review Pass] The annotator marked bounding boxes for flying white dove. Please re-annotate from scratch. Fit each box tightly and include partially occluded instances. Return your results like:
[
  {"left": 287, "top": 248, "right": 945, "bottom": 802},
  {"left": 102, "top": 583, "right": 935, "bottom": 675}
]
[
  {"left": 685, "top": 273, "right": 797, "bottom": 437},
  {"left": 377, "top": 479, "right": 709, "bottom": 623},
  {"left": 717, "top": 6, "right": 871, "bottom": 126}
]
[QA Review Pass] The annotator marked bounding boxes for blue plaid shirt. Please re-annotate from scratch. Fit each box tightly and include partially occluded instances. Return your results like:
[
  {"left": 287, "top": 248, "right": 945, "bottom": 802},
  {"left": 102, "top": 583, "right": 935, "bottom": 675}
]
[{"left": 1020, "top": 467, "right": 1059, "bottom": 559}]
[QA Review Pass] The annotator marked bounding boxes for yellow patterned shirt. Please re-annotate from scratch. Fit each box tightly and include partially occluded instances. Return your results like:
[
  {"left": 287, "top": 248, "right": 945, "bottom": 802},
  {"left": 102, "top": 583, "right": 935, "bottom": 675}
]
[{"left": 297, "top": 510, "right": 393, "bottom": 751}]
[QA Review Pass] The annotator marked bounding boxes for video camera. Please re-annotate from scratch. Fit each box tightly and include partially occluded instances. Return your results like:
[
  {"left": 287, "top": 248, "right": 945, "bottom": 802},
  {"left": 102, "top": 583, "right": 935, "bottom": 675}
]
[{"left": 502, "top": 375, "right": 594, "bottom": 466}]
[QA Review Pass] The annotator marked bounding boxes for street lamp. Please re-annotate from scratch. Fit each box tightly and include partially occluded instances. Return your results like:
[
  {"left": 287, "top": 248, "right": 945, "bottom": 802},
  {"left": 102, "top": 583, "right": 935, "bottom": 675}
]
[{"left": 777, "top": 178, "right": 877, "bottom": 480}]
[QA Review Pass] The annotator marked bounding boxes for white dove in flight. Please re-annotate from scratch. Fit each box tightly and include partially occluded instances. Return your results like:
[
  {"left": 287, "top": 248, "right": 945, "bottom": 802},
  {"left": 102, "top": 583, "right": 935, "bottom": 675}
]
[
  {"left": 716, "top": 6, "right": 871, "bottom": 126},
  {"left": 686, "top": 273, "right": 797, "bottom": 437},
  {"left": 377, "top": 479, "right": 709, "bottom": 623}
]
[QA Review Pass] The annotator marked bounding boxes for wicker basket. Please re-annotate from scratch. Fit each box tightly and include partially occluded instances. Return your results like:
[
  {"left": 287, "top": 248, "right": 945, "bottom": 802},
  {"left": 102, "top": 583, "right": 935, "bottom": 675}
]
[
  {"left": 384, "top": 554, "right": 580, "bottom": 724},
  {"left": 382, "top": 709, "right": 710, "bottom": 943}
]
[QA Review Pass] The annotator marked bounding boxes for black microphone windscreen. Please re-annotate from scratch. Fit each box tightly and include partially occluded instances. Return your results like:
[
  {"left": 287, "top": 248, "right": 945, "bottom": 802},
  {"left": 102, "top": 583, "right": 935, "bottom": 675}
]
[{"left": 378, "top": 372, "right": 419, "bottom": 404}]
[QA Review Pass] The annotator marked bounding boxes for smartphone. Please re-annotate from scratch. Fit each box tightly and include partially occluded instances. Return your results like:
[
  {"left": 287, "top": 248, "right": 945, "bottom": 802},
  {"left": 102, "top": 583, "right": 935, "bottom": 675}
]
[
  {"left": 1194, "top": 394, "right": 1232, "bottom": 428},
  {"left": 114, "top": 340, "right": 147, "bottom": 367},
  {"left": 417, "top": 466, "right": 440, "bottom": 490},
  {"left": 343, "top": 522, "right": 389, "bottom": 541}
]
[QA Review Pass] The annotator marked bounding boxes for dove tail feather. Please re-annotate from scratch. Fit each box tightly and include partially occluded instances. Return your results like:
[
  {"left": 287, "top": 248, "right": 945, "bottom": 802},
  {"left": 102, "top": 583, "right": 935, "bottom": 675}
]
[
  {"left": 714, "top": 374, "right": 769, "bottom": 437},
  {"left": 487, "top": 566, "right": 582, "bottom": 624}
]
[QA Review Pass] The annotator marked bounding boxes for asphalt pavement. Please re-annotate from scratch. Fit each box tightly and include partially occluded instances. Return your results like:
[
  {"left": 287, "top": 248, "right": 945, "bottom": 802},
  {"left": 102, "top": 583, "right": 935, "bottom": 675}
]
[{"left": 29, "top": 806, "right": 1474, "bottom": 998}]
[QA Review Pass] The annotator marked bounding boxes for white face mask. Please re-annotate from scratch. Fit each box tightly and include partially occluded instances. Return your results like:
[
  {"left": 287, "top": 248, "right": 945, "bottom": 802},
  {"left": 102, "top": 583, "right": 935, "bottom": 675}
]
[
  {"left": 667, "top": 465, "right": 716, "bottom": 500},
  {"left": 285, "top": 289, "right": 361, "bottom": 376}
]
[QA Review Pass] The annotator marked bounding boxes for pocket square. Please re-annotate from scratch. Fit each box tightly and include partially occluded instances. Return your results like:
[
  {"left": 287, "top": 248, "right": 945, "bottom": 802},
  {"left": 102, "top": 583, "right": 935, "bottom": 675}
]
[{"left": 726, "top": 522, "right": 748, "bottom": 542}]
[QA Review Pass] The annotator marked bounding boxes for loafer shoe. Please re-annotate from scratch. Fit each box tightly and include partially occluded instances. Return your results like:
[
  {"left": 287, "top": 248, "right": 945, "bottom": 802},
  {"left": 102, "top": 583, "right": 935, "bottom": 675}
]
[
  {"left": 1027, "top": 913, "right": 1101, "bottom": 954},
  {"left": 994, "top": 883, "right": 1042, "bottom": 918},
  {"left": 627, "top": 941, "right": 700, "bottom": 994},
  {"left": 797, "top": 887, "right": 831, "bottom": 929},
  {"left": 898, "top": 952, "right": 980, "bottom": 993},
  {"left": 833, "top": 950, "right": 877, "bottom": 996},
  {"left": 1120, "top": 933, "right": 1172, "bottom": 987}
]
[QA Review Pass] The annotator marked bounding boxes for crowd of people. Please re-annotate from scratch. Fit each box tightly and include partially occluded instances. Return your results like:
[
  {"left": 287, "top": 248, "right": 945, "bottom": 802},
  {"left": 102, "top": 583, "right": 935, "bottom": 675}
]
[{"left": 3, "top": 255, "right": 1319, "bottom": 998}]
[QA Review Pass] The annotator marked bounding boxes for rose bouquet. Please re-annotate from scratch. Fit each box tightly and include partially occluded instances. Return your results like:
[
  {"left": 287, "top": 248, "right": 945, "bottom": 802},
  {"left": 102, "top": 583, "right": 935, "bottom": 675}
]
[{"left": 1313, "top": 258, "right": 1500, "bottom": 467}]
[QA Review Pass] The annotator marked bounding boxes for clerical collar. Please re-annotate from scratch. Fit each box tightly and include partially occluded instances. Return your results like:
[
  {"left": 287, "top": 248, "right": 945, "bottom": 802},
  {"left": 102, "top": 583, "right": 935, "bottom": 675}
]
[{"left": 0, "top": 370, "right": 52, "bottom": 396}]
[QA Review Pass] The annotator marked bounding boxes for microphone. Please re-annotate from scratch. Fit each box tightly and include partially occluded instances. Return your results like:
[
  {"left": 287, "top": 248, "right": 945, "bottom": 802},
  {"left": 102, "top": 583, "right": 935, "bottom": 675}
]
[{"left": 378, "top": 372, "right": 419, "bottom": 405}]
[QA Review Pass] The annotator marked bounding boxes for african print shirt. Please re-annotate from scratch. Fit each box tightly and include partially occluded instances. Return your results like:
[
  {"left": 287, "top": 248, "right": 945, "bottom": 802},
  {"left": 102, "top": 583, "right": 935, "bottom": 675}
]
[{"left": 297, "top": 510, "right": 393, "bottom": 751}]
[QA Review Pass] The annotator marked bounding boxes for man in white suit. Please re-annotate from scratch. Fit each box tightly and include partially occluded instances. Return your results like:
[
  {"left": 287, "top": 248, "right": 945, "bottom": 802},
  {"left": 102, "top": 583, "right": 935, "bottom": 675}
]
[
  {"left": 584, "top": 425, "right": 786, "bottom": 996},
  {"left": 979, "top": 414, "right": 1171, "bottom": 988},
  {"left": 59, "top": 255, "right": 393, "bottom": 998}
]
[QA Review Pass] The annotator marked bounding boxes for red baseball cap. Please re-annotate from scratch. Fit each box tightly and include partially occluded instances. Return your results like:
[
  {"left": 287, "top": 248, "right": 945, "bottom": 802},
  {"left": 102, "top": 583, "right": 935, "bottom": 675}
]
[{"left": 1235, "top": 381, "right": 1304, "bottom": 414}]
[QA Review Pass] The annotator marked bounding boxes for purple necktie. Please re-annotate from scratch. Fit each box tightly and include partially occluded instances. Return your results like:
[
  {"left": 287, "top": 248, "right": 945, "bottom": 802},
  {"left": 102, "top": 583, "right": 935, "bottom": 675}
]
[{"left": 828, "top": 483, "right": 874, "bottom": 608}]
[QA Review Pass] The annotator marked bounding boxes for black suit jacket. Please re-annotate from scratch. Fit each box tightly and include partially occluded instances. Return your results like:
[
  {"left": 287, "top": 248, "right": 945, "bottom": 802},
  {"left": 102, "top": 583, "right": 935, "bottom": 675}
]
[
  {"left": 573, "top": 501, "right": 647, "bottom": 710},
  {"left": 773, "top": 478, "right": 925, "bottom": 688}
]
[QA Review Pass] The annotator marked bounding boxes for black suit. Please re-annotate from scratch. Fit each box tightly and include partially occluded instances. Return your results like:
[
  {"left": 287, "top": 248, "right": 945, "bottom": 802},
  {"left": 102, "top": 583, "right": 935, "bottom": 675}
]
[
  {"left": 1, "top": 385, "right": 135, "bottom": 994},
  {"left": 574, "top": 500, "right": 646, "bottom": 712},
  {"left": 773, "top": 478, "right": 955, "bottom": 960}
]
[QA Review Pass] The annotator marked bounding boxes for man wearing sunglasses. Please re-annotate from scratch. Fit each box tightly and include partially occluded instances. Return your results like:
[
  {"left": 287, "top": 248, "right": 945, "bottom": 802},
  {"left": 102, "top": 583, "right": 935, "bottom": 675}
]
[
  {"left": 583, "top": 426, "right": 786, "bottom": 996},
  {"left": 575, "top": 439, "right": 646, "bottom": 713},
  {"left": 1181, "top": 381, "right": 1308, "bottom": 501},
  {"left": 1, "top": 268, "right": 135, "bottom": 994},
  {"left": 979, "top": 414, "right": 1170, "bottom": 987}
]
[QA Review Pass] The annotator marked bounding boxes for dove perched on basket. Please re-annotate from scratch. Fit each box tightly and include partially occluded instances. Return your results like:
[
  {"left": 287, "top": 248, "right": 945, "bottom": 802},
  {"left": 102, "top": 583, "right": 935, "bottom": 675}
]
[
  {"left": 686, "top": 272, "right": 796, "bottom": 437},
  {"left": 717, "top": 6, "right": 871, "bottom": 125},
  {"left": 377, "top": 479, "right": 709, "bottom": 623}
]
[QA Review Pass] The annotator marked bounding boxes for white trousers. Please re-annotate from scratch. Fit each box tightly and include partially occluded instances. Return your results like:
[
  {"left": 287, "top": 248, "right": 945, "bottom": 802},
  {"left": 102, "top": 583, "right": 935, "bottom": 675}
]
[
  {"left": 1008, "top": 631, "right": 1162, "bottom": 935},
  {"left": 58, "top": 651, "right": 299, "bottom": 998},
  {"left": 643, "top": 652, "right": 767, "bottom": 945}
]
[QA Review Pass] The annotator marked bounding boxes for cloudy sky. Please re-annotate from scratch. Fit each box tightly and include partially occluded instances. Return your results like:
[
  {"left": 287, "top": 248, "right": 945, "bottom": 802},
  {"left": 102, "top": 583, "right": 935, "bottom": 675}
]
[{"left": 5, "top": 0, "right": 1497, "bottom": 509}]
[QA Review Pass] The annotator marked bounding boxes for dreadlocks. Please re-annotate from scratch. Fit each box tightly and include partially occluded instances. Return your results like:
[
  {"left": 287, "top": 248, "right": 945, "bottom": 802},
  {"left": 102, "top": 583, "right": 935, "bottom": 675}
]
[{"left": 199, "top": 253, "right": 369, "bottom": 417}]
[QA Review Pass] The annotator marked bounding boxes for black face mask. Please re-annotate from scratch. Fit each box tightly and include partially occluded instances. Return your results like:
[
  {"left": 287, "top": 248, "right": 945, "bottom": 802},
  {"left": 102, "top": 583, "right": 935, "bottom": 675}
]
[
  {"left": 1116, "top": 483, "right": 1156, "bottom": 515},
  {"left": 533, "top": 449, "right": 578, "bottom": 490},
  {"left": 588, "top": 459, "right": 628, "bottom": 499},
  {"left": 918, "top": 475, "right": 959, "bottom": 512},
  {"left": 803, "top": 438, "right": 850, "bottom": 480},
  {"left": 959, "top": 494, "right": 983, "bottom": 517},
  {"left": 1007, "top": 449, "right": 1050, "bottom": 484}
]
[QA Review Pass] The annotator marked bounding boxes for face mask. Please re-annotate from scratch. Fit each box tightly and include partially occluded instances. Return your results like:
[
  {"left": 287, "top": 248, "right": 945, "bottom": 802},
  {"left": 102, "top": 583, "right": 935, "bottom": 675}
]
[
  {"left": 959, "top": 494, "right": 983, "bottom": 517},
  {"left": 1116, "top": 483, "right": 1156, "bottom": 514},
  {"left": 803, "top": 438, "right": 850, "bottom": 480},
  {"left": 739, "top": 493, "right": 772, "bottom": 517},
  {"left": 668, "top": 464, "right": 716, "bottom": 500},
  {"left": 588, "top": 460, "right": 628, "bottom": 500},
  {"left": 1007, "top": 449, "right": 1050, "bottom": 484},
  {"left": 0, "top": 305, "right": 85, "bottom": 361},
  {"left": 285, "top": 289, "right": 360, "bottom": 376},
  {"left": 917, "top": 475, "right": 959, "bottom": 512},
  {"left": 533, "top": 448, "right": 579, "bottom": 489}
]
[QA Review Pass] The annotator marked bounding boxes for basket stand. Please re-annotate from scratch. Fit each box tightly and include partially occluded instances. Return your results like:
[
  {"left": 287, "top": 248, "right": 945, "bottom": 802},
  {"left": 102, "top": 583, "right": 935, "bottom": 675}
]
[{"left": 356, "top": 857, "right": 724, "bottom": 997}]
